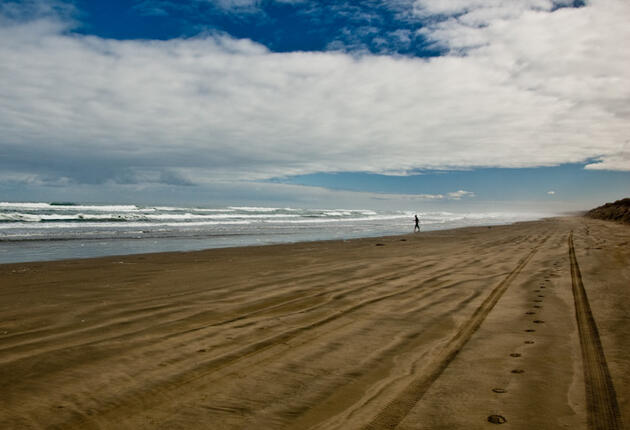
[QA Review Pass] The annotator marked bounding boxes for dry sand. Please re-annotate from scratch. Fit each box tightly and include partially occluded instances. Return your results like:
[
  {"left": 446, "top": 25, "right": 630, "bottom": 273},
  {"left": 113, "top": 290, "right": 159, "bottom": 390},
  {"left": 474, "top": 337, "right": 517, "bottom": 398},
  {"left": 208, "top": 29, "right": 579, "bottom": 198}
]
[{"left": 1, "top": 217, "right": 628, "bottom": 429}]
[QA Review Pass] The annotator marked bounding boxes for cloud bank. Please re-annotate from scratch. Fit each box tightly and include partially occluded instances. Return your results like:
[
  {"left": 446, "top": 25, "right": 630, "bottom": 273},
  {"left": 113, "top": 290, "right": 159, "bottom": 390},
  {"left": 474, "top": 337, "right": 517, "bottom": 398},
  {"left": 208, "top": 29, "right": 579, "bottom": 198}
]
[{"left": 0, "top": 0, "right": 629, "bottom": 189}]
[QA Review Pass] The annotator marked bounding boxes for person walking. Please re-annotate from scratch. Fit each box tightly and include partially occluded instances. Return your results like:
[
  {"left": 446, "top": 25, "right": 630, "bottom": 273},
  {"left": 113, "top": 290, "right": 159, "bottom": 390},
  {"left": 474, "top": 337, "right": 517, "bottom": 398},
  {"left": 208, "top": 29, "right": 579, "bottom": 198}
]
[{"left": 414, "top": 214, "right": 420, "bottom": 232}]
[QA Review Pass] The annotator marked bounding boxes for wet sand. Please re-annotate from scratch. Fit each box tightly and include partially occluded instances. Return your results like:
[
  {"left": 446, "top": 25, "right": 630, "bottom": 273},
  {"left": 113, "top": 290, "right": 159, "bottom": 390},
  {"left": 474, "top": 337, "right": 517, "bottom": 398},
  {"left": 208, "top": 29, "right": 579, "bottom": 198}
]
[{"left": 1, "top": 217, "right": 628, "bottom": 429}]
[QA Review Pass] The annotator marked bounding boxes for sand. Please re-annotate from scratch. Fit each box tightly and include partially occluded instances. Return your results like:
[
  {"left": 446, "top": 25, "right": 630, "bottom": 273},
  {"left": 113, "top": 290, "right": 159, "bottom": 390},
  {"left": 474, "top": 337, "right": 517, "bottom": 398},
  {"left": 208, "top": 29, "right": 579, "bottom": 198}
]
[{"left": 1, "top": 216, "right": 628, "bottom": 429}]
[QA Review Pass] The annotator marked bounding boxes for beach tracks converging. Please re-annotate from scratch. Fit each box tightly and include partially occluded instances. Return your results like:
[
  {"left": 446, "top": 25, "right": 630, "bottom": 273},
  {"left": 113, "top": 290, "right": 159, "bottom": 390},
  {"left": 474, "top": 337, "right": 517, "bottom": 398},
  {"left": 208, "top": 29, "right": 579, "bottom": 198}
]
[
  {"left": 363, "top": 235, "right": 549, "bottom": 430},
  {"left": 568, "top": 232, "right": 623, "bottom": 430}
]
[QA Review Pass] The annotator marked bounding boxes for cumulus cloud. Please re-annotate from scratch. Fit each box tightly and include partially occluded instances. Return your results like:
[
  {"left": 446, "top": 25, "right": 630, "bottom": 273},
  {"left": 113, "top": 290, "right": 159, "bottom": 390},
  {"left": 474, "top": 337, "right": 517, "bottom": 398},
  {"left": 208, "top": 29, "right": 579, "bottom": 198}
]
[
  {"left": 584, "top": 141, "right": 630, "bottom": 171},
  {"left": 0, "top": 0, "right": 629, "bottom": 189},
  {"left": 412, "top": 0, "right": 575, "bottom": 21}
]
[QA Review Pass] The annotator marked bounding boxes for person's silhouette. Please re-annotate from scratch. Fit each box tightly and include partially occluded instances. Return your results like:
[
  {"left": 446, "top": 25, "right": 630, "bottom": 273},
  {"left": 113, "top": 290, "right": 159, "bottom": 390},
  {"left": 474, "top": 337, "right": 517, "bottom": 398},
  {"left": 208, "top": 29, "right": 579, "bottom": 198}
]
[{"left": 414, "top": 214, "right": 420, "bottom": 232}]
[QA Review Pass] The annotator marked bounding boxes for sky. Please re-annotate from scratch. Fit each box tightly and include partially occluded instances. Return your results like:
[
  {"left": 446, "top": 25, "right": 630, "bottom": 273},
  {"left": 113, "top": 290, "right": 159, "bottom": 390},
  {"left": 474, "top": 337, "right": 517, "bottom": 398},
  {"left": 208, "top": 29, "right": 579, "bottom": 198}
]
[{"left": 0, "top": 0, "right": 629, "bottom": 211}]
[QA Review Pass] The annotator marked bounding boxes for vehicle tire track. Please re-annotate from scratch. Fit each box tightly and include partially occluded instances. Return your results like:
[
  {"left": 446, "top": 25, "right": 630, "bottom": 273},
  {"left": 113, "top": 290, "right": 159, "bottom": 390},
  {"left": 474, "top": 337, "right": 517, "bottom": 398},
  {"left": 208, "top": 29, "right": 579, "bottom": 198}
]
[
  {"left": 362, "top": 235, "right": 548, "bottom": 430},
  {"left": 0, "top": 261, "right": 438, "bottom": 364},
  {"left": 569, "top": 231, "right": 623, "bottom": 430},
  {"left": 54, "top": 275, "right": 458, "bottom": 428}
]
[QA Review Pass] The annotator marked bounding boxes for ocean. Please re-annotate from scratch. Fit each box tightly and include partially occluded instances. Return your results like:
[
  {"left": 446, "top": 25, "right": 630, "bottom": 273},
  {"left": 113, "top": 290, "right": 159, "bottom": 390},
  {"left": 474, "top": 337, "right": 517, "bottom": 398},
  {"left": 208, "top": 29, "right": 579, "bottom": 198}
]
[{"left": 0, "top": 202, "right": 546, "bottom": 264}]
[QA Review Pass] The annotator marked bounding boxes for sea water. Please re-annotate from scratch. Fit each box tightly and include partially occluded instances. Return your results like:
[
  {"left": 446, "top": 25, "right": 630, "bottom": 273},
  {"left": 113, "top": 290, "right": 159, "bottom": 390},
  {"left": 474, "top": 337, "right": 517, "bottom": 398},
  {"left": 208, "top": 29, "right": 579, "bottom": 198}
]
[{"left": 0, "top": 202, "right": 546, "bottom": 264}]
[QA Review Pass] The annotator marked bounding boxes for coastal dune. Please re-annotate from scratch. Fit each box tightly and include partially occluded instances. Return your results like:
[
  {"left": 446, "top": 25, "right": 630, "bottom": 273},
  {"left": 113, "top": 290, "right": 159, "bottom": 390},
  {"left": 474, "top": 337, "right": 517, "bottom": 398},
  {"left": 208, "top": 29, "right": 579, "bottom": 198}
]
[{"left": 1, "top": 217, "right": 629, "bottom": 429}]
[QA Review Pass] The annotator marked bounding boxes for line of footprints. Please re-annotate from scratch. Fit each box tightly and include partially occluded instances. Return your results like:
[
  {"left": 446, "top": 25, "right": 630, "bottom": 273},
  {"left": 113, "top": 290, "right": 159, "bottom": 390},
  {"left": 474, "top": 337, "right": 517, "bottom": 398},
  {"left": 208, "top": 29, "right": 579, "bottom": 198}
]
[{"left": 487, "top": 261, "right": 561, "bottom": 425}]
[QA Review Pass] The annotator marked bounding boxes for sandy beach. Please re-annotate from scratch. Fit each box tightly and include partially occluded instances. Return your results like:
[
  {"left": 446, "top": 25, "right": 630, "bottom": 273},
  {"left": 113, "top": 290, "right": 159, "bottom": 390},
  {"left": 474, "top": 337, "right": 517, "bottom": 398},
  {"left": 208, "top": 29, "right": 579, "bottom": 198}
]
[{"left": 1, "top": 216, "right": 628, "bottom": 429}]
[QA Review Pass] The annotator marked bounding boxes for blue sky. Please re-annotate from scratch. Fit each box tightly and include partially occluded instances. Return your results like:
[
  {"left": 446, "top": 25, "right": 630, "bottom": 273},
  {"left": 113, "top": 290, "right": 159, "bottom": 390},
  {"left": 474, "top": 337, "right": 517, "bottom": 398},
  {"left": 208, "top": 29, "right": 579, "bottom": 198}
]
[
  {"left": 0, "top": 0, "right": 629, "bottom": 211},
  {"left": 74, "top": 0, "right": 442, "bottom": 56}
]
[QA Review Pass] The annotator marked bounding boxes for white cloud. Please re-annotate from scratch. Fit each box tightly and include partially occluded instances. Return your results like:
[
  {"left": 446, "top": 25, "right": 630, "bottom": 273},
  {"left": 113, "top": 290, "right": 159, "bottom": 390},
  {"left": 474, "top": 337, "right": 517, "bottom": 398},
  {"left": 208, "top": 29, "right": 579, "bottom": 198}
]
[
  {"left": 372, "top": 190, "right": 475, "bottom": 201},
  {"left": 448, "top": 190, "right": 475, "bottom": 199},
  {"left": 584, "top": 141, "right": 630, "bottom": 171},
  {"left": 547, "top": 190, "right": 555, "bottom": 195},
  {"left": 0, "top": 0, "right": 629, "bottom": 188},
  {"left": 0, "top": 175, "right": 478, "bottom": 210},
  {"left": 412, "top": 0, "right": 574, "bottom": 21}
]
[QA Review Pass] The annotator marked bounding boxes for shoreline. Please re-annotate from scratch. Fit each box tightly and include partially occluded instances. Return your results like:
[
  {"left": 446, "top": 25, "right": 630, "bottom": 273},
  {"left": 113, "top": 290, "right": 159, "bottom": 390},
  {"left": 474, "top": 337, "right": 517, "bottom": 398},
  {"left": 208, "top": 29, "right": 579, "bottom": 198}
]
[
  {"left": 1, "top": 216, "right": 628, "bottom": 429},
  {"left": 0, "top": 218, "right": 545, "bottom": 266}
]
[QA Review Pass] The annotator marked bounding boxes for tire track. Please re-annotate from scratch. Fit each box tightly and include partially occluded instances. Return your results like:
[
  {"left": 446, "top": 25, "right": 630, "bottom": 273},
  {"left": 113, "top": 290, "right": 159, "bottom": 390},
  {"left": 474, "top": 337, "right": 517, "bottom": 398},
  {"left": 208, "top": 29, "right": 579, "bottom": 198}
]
[
  {"left": 283, "top": 287, "right": 487, "bottom": 430},
  {"left": 362, "top": 235, "right": 548, "bottom": 430},
  {"left": 0, "top": 261, "right": 447, "bottom": 371},
  {"left": 0, "top": 259, "right": 434, "bottom": 361},
  {"left": 53, "top": 275, "right": 458, "bottom": 428},
  {"left": 568, "top": 232, "right": 623, "bottom": 430},
  {"left": 0, "top": 254, "right": 488, "bottom": 394}
]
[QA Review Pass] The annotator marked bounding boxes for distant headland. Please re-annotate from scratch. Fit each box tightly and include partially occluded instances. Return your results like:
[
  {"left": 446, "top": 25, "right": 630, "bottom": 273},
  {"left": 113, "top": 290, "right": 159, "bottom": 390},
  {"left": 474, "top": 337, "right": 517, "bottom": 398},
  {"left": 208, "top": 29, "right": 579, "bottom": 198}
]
[{"left": 586, "top": 198, "right": 630, "bottom": 224}]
